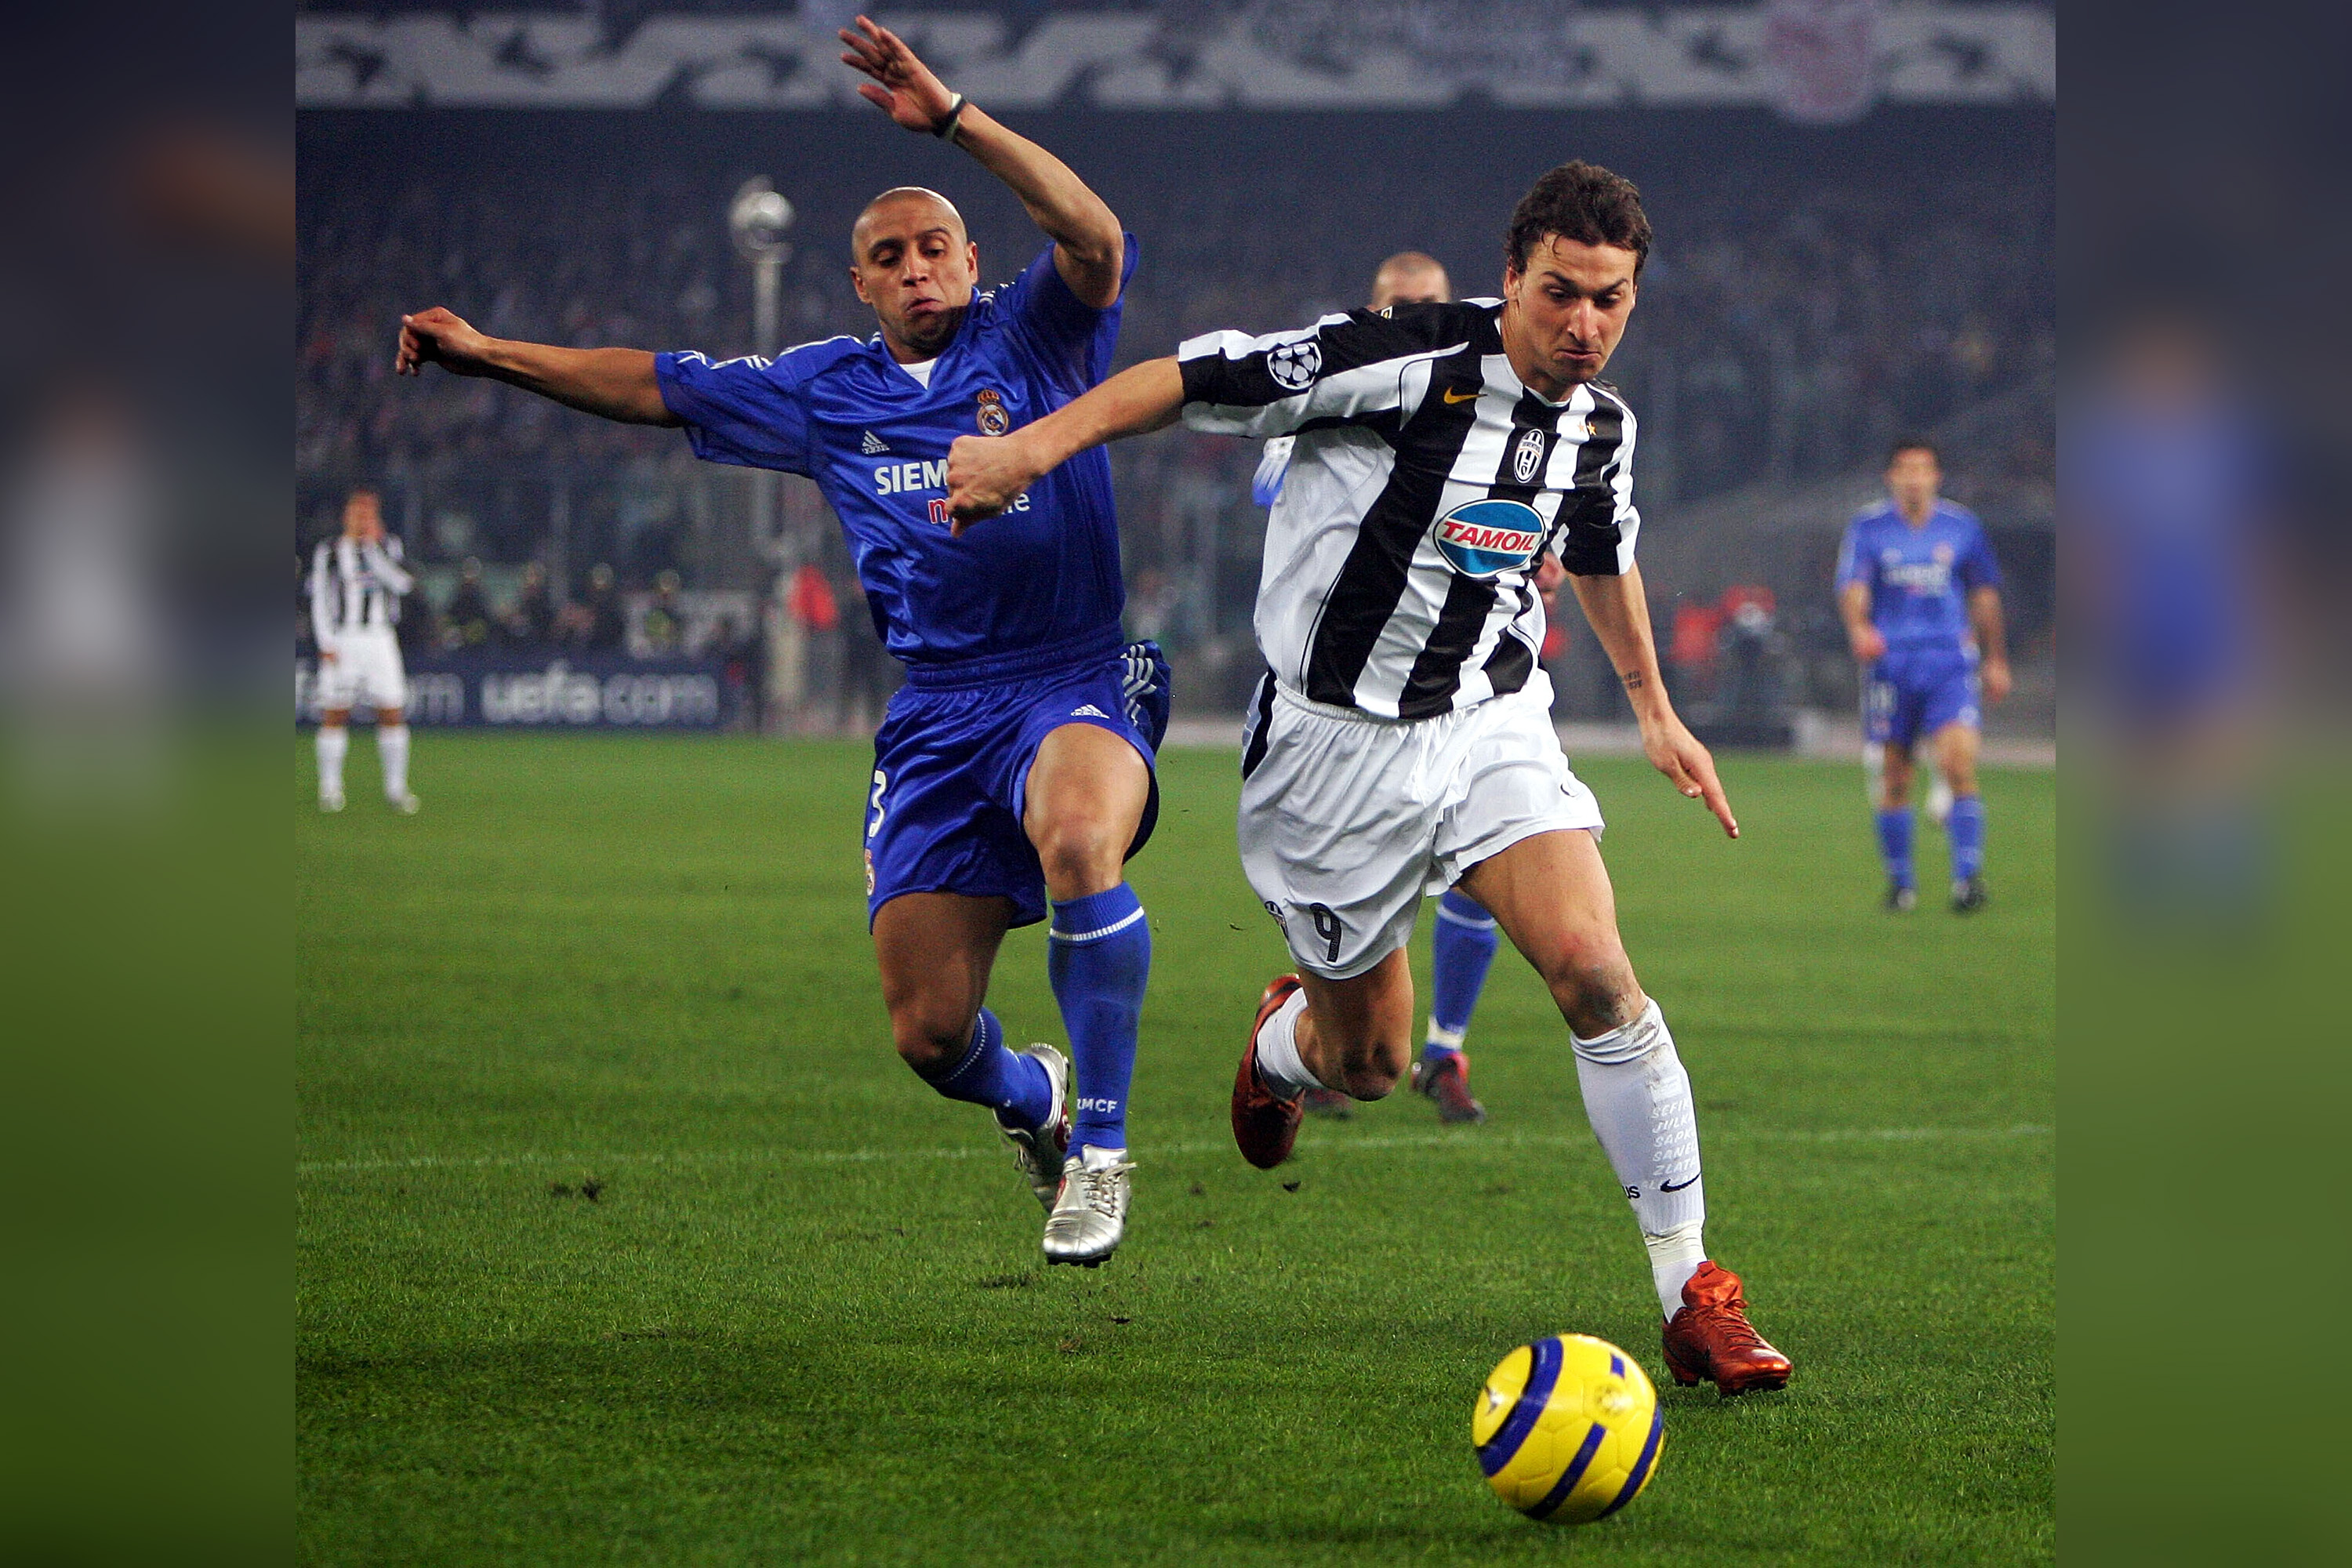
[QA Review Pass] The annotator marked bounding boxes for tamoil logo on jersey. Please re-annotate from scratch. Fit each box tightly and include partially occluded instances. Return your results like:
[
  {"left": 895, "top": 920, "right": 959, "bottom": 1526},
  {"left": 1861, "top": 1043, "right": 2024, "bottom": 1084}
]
[{"left": 1433, "top": 497, "right": 1547, "bottom": 579}]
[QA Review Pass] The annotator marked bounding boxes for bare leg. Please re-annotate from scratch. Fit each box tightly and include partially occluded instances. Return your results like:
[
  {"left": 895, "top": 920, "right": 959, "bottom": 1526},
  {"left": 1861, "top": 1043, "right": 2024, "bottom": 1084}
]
[
  {"left": 1290, "top": 949, "right": 1417, "bottom": 1101},
  {"left": 1022, "top": 722, "right": 1149, "bottom": 901},
  {"left": 872, "top": 891, "right": 1014, "bottom": 1072},
  {"left": 1457, "top": 828, "right": 1642, "bottom": 1036}
]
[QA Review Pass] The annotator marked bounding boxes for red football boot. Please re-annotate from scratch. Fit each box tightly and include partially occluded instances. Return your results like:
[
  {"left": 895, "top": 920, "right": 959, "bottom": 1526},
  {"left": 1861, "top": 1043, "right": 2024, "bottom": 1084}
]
[
  {"left": 1232, "top": 975, "right": 1306, "bottom": 1170},
  {"left": 1661, "top": 1261, "right": 1792, "bottom": 1395}
]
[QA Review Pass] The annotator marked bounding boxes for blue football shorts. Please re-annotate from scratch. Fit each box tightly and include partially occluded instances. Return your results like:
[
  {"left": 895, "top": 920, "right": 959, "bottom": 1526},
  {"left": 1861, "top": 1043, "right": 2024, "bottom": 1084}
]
[
  {"left": 1864, "top": 645, "right": 1980, "bottom": 750},
  {"left": 864, "top": 641, "right": 1168, "bottom": 929}
]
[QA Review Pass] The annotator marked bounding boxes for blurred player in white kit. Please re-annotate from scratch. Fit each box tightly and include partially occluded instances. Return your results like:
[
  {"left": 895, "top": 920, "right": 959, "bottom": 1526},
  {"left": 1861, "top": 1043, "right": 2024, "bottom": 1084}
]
[{"left": 309, "top": 488, "right": 419, "bottom": 814}]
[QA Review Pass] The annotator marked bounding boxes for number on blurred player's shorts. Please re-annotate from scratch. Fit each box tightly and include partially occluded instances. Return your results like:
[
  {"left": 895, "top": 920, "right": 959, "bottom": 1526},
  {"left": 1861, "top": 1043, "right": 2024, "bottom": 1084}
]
[{"left": 867, "top": 770, "right": 888, "bottom": 839}]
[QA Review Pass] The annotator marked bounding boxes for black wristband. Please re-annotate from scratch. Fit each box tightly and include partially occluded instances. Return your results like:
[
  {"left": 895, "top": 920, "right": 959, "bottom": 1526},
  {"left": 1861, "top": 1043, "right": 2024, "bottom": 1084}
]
[{"left": 933, "top": 92, "right": 967, "bottom": 142}]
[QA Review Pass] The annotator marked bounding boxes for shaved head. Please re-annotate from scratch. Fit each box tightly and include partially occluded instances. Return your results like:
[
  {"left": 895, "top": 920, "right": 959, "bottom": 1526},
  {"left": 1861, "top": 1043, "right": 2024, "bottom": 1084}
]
[
  {"left": 848, "top": 185, "right": 982, "bottom": 361},
  {"left": 851, "top": 186, "right": 967, "bottom": 261},
  {"left": 1370, "top": 251, "right": 1450, "bottom": 309}
]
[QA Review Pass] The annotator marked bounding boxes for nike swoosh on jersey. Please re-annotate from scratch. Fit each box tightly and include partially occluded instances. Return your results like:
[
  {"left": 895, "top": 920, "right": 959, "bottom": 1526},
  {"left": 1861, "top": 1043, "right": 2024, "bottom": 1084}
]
[
  {"left": 1660, "top": 1173, "right": 1701, "bottom": 1192},
  {"left": 1443, "top": 387, "right": 1481, "bottom": 403}
]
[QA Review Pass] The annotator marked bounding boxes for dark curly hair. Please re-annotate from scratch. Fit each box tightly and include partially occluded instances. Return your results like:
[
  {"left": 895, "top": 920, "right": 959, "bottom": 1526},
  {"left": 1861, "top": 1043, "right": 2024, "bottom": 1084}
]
[{"left": 1504, "top": 162, "right": 1653, "bottom": 276}]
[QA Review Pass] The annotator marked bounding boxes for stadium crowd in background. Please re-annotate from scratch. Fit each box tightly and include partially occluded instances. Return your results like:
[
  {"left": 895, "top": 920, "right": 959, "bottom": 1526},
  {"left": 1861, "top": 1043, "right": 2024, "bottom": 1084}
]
[{"left": 298, "top": 129, "right": 2052, "bottom": 676}]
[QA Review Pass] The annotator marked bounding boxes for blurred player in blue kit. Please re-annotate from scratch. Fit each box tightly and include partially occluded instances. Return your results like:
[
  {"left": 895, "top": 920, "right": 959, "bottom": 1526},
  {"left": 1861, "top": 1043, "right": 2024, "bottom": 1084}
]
[
  {"left": 393, "top": 16, "right": 1163, "bottom": 1265},
  {"left": 1836, "top": 441, "right": 2012, "bottom": 913},
  {"left": 1257, "top": 251, "right": 1525, "bottom": 1127}
]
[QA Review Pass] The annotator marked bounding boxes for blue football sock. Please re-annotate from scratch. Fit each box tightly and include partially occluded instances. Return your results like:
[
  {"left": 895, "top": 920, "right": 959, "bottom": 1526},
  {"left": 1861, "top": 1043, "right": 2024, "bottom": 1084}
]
[
  {"left": 1948, "top": 793, "right": 1987, "bottom": 883},
  {"left": 915, "top": 1007, "right": 1053, "bottom": 1132},
  {"left": 1875, "top": 808, "right": 1916, "bottom": 890},
  {"left": 1428, "top": 887, "right": 1500, "bottom": 1057},
  {"left": 1048, "top": 883, "right": 1150, "bottom": 1155}
]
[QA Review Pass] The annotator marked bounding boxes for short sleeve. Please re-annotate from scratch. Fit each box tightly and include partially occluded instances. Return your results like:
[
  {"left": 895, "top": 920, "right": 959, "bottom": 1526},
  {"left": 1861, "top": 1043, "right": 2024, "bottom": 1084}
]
[
  {"left": 1001, "top": 235, "right": 1138, "bottom": 384},
  {"left": 1958, "top": 521, "right": 2004, "bottom": 591},
  {"left": 1834, "top": 521, "right": 1872, "bottom": 590},
  {"left": 655, "top": 350, "right": 813, "bottom": 475},
  {"left": 1178, "top": 308, "right": 1449, "bottom": 439}
]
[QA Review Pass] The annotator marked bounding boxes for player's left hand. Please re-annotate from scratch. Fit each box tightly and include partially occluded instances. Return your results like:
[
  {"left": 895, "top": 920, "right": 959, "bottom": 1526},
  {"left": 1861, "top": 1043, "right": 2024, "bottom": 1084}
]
[
  {"left": 946, "top": 433, "right": 1037, "bottom": 533},
  {"left": 1980, "top": 656, "right": 2013, "bottom": 705},
  {"left": 838, "top": 15, "right": 956, "bottom": 134},
  {"left": 1641, "top": 715, "right": 1740, "bottom": 839}
]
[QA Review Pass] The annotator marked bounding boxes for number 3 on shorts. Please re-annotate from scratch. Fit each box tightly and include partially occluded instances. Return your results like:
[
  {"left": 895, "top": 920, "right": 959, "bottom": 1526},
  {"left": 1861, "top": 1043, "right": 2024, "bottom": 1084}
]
[
  {"left": 1306, "top": 902, "right": 1342, "bottom": 966},
  {"left": 866, "top": 769, "right": 888, "bottom": 840}
]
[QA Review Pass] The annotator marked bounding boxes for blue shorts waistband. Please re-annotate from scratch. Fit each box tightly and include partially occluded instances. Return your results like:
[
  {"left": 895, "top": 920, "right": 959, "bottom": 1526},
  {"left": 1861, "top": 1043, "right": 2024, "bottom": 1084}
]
[{"left": 900, "top": 626, "right": 1124, "bottom": 691}]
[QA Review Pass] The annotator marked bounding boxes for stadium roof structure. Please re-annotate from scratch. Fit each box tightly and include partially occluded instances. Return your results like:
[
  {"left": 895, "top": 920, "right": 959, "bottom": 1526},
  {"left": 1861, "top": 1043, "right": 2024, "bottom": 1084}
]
[{"left": 296, "top": 3, "right": 2055, "bottom": 118}]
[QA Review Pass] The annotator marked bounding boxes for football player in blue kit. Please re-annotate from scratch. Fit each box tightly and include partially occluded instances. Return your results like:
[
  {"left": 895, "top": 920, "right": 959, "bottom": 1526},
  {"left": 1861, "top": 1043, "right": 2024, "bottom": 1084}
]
[
  {"left": 394, "top": 16, "right": 1163, "bottom": 1265},
  {"left": 1836, "top": 441, "right": 2013, "bottom": 913}
]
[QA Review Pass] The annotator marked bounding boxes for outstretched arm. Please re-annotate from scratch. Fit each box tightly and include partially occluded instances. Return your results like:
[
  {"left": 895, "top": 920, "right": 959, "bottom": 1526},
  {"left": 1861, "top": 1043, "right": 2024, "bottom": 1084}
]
[
  {"left": 1571, "top": 565, "right": 1740, "bottom": 839},
  {"left": 946, "top": 358, "right": 1183, "bottom": 529},
  {"left": 840, "top": 16, "right": 1123, "bottom": 307},
  {"left": 395, "top": 307, "right": 678, "bottom": 426}
]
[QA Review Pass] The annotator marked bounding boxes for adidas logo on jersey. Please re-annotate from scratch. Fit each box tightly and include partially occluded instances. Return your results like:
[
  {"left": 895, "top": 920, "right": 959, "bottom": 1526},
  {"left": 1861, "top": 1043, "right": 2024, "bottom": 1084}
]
[
  {"left": 1070, "top": 704, "right": 1108, "bottom": 719},
  {"left": 859, "top": 430, "right": 890, "bottom": 455}
]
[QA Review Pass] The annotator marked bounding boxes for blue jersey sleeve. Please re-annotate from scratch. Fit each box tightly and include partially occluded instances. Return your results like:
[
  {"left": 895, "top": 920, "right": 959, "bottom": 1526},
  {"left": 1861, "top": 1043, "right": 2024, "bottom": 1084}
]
[
  {"left": 1834, "top": 519, "right": 1874, "bottom": 591},
  {"left": 1957, "top": 518, "right": 2003, "bottom": 592},
  {"left": 655, "top": 349, "right": 818, "bottom": 475},
  {"left": 1000, "top": 235, "right": 1138, "bottom": 387}
]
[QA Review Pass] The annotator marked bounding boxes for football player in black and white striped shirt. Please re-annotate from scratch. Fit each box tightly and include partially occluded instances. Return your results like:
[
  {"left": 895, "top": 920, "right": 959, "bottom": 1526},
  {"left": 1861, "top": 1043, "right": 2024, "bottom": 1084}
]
[
  {"left": 309, "top": 488, "right": 420, "bottom": 814},
  {"left": 1257, "top": 250, "right": 1523, "bottom": 1128},
  {"left": 949, "top": 162, "right": 1789, "bottom": 1392}
]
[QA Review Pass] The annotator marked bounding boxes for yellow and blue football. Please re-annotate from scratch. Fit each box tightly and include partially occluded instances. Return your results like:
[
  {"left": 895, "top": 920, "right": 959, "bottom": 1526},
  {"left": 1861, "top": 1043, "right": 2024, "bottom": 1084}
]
[{"left": 1472, "top": 1334, "right": 1663, "bottom": 1524}]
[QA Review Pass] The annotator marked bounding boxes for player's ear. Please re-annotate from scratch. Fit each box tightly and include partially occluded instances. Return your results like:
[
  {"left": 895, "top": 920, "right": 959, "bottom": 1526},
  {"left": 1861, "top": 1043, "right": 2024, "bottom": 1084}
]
[{"left": 848, "top": 264, "right": 871, "bottom": 305}]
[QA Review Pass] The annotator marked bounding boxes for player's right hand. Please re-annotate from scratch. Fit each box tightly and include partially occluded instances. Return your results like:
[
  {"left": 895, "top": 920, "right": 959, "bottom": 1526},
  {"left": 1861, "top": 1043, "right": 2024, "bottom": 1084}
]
[
  {"left": 946, "top": 434, "right": 1037, "bottom": 534},
  {"left": 397, "top": 307, "right": 492, "bottom": 377},
  {"left": 1849, "top": 624, "right": 1886, "bottom": 662}
]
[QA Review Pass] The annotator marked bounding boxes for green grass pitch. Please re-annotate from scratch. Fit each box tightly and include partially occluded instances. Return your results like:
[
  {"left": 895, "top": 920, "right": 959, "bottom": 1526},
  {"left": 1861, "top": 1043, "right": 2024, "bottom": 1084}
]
[{"left": 297, "top": 734, "right": 2053, "bottom": 1565}]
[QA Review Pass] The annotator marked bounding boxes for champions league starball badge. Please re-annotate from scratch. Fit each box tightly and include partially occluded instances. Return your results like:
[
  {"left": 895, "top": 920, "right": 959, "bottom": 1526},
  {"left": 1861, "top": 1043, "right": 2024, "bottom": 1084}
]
[
  {"left": 1432, "top": 498, "right": 1547, "bottom": 579},
  {"left": 975, "top": 387, "right": 1010, "bottom": 436}
]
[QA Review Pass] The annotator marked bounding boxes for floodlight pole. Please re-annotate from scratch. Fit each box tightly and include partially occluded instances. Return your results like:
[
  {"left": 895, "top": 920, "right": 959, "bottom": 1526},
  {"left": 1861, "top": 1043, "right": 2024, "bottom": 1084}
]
[{"left": 729, "top": 176, "right": 797, "bottom": 568}]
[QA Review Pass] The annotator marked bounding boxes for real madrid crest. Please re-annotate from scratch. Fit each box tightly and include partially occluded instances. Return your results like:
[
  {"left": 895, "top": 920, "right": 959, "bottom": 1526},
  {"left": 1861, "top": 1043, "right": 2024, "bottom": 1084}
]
[{"left": 975, "top": 387, "right": 1010, "bottom": 437}]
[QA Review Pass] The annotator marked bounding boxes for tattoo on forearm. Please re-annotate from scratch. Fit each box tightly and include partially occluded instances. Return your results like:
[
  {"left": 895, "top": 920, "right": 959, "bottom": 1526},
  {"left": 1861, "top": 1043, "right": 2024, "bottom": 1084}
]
[{"left": 1621, "top": 671, "right": 1645, "bottom": 691}]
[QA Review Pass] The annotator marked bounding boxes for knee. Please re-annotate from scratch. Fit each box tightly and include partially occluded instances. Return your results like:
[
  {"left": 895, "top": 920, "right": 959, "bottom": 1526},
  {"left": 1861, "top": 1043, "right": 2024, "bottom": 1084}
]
[
  {"left": 1330, "top": 1029, "right": 1409, "bottom": 1101},
  {"left": 1338, "top": 1053, "right": 1405, "bottom": 1102},
  {"left": 1033, "top": 817, "right": 1123, "bottom": 896},
  {"left": 887, "top": 997, "right": 976, "bottom": 1074},
  {"left": 1527, "top": 931, "right": 1636, "bottom": 1036}
]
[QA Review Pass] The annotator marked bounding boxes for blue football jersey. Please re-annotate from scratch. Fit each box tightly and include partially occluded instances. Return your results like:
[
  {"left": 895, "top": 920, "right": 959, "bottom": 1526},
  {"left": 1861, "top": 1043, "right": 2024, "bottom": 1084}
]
[
  {"left": 1835, "top": 500, "right": 2002, "bottom": 652},
  {"left": 656, "top": 238, "right": 1137, "bottom": 678}
]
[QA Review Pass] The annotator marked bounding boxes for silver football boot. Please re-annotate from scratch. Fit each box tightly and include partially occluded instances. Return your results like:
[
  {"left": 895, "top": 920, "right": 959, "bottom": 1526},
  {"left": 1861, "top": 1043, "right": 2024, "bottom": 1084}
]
[
  {"left": 1042, "top": 1145, "right": 1134, "bottom": 1267},
  {"left": 997, "top": 1044, "right": 1071, "bottom": 1211}
]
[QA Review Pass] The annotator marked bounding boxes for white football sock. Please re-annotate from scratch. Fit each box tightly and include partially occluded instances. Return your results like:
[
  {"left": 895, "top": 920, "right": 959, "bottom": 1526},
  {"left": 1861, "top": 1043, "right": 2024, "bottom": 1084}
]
[
  {"left": 1644, "top": 1221, "right": 1708, "bottom": 1320},
  {"left": 1570, "top": 999, "right": 1708, "bottom": 1318},
  {"left": 1252, "top": 989, "right": 1316, "bottom": 1099},
  {"left": 316, "top": 724, "right": 347, "bottom": 799},
  {"left": 378, "top": 724, "right": 410, "bottom": 800}
]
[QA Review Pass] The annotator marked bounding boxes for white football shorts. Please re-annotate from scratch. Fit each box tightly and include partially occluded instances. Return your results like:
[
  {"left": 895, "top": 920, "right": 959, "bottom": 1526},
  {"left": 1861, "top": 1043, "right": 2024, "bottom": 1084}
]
[
  {"left": 1237, "top": 670, "right": 1603, "bottom": 980},
  {"left": 316, "top": 631, "right": 409, "bottom": 713}
]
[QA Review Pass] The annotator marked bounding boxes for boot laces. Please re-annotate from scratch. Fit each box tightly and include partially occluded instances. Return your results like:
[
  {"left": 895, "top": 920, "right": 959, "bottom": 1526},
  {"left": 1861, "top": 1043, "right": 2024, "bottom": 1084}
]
[
  {"left": 1073, "top": 1161, "right": 1131, "bottom": 1218},
  {"left": 1695, "top": 1294, "right": 1765, "bottom": 1352}
]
